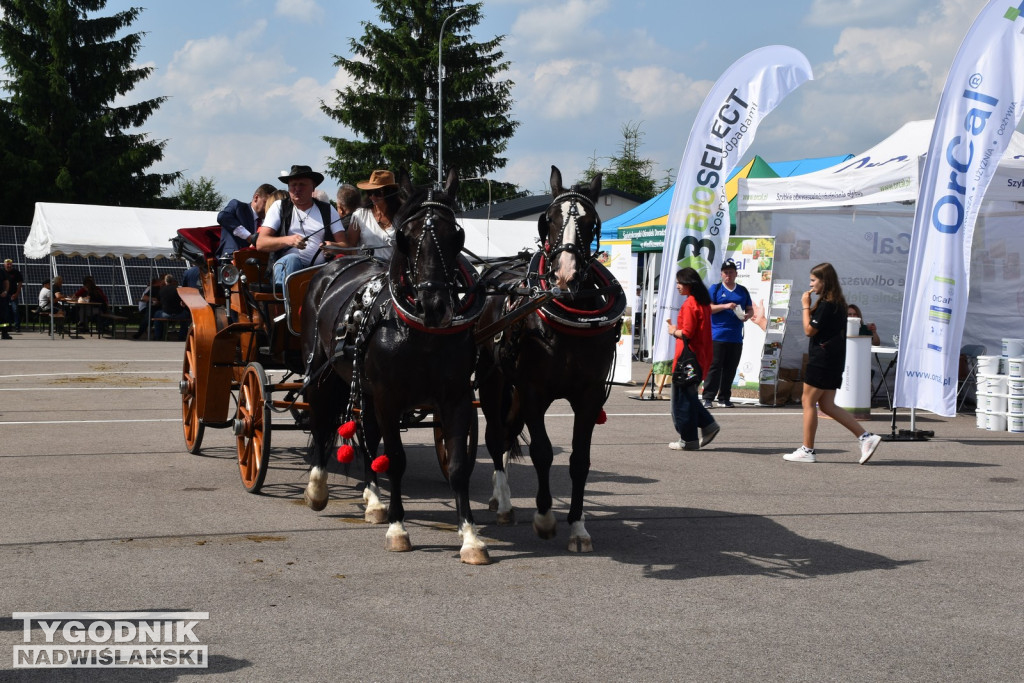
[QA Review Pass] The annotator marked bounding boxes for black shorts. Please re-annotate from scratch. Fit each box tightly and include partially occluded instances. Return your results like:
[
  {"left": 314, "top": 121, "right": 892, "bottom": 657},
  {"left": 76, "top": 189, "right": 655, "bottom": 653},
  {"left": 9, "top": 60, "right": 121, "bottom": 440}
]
[{"left": 804, "top": 364, "right": 844, "bottom": 390}]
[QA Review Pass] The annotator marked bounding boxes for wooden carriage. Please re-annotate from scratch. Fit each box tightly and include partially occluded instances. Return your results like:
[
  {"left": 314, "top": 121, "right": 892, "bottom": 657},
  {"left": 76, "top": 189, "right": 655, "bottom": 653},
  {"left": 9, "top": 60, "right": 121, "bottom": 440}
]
[
  {"left": 173, "top": 226, "right": 315, "bottom": 493},
  {"left": 172, "top": 225, "right": 476, "bottom": 492}
]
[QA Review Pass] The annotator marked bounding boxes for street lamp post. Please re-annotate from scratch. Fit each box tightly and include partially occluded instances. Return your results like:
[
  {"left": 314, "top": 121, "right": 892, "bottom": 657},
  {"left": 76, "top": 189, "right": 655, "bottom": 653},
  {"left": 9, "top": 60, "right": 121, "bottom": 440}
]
[{"left": 438, "top": 6, "right": 467, "bottom": 188}]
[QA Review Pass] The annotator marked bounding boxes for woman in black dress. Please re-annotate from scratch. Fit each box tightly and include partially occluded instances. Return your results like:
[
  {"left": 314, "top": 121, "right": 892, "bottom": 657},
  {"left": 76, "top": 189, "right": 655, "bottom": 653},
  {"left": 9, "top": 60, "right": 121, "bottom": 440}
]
[{"left": 784, "top": 262, "right": 881, "bottom": 464}]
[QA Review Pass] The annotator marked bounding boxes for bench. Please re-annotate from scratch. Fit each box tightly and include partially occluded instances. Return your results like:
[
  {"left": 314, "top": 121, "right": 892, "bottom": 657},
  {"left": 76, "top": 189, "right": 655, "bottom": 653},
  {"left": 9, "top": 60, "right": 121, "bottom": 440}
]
[{"left": 99, "top": 312, "right": 130, "bottom": 339}]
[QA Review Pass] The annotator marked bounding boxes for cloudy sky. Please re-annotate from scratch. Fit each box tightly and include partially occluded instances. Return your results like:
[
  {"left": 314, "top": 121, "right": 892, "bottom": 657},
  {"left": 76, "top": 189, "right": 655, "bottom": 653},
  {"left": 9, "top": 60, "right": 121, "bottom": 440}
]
[{"left": 88, "top": 0, "right": 990, "bottom": 202}]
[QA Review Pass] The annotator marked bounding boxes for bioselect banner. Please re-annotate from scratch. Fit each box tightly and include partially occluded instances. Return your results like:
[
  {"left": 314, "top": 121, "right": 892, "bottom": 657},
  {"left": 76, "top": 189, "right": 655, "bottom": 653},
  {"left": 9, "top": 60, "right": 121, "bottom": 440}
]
[
  {"left": 895, "top": 0, "right": 1024, "bottom": 416},
  {"left": 652, "top": 45, "right": 812, "bottom": 365}
]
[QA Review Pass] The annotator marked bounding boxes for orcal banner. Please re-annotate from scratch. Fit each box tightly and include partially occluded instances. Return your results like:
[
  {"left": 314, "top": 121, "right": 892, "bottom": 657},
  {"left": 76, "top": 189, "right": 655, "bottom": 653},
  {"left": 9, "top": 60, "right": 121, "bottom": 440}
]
[
  {"left": 652, "top": 45, "right": 812, "bottom": 366},
  {"left": 895, "top": 1, "right": 1024, "bottom": 416}
]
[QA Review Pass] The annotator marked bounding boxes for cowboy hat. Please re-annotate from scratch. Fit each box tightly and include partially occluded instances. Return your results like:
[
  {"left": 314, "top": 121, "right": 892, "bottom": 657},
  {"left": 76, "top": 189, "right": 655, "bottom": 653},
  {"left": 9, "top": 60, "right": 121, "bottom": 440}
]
[
  {"left": 356, "top": 170, "right": 398, "bottom": 190},
  {"left": 278, "top": 164, "right": 325, "bottom": 187}
]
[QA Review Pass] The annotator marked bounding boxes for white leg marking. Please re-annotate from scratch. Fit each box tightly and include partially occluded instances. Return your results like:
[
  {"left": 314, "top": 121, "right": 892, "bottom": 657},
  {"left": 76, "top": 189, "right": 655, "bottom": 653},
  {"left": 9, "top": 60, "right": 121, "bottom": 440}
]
[
  {"left": 458, "top": 521, "right": 491, "bottom": 565},
  {"left": 533, "top": 509, "right": 556, "bottom": 539},
  {"left": 385, "top": 520, "right": 411, "bottom": 552},
  {"left": 489, "top": 469, "right": 514, "bottom": 524},
  {"left": 363, "top": 481, "right": 387, "bottom": 524},
  {"left": 304, "top": 466, "right": 328, "bottom": 511},
  {"left": 567, "top": 516, "right": 593, "bottom": 553}
]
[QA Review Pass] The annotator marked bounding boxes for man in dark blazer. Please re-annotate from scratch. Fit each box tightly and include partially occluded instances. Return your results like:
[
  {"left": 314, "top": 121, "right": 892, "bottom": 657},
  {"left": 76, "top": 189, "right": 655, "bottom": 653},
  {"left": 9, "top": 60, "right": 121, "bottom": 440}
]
[{"left": 217, "top": 183, "right": 278, "bottom": 256}]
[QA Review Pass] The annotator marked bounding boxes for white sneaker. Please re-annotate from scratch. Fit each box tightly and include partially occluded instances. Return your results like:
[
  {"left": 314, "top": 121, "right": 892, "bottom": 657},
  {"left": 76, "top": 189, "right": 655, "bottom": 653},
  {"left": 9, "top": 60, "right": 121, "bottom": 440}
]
[
  {"left": 668, "top": 440, "right": 699, "bottom": 451},
  {"left": 668, "top": 441, "right": 684, "bottom": 450},
  {"left": 783, "top": 447, "right": 816, "bottom": 463},
  {"left": 859, "top": 433, "right": 881, "bottom": 464}
]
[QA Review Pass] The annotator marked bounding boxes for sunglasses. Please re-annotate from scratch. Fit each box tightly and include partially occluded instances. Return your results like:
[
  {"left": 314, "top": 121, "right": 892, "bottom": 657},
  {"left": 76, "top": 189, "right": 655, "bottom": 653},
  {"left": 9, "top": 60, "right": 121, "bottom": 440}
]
[{"left": 367, "top": 189, "right": 384, "bottom": 197}]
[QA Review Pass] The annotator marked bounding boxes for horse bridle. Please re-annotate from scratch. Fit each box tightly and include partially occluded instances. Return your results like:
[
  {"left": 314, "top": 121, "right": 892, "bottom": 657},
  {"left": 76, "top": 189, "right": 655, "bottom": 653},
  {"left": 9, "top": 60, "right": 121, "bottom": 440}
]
[
  {"left": 543, "top": 190, "right": 601, "bottom": 280},
  {"left": 391, "top": 189, "right": 468, "bottom": 301}
]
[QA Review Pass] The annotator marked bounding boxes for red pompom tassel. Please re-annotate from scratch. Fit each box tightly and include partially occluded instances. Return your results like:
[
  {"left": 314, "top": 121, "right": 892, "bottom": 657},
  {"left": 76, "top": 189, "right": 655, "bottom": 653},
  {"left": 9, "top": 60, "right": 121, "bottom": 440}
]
[
  {"left": 371, "top": 454, "right": 390, "bottom": 473},
  {"left": 337, "top": 421, "right": 357, "bottom": 439},
  {"left": 336, "top": 444, "right": 355, "bottom": 463},
  {"left": 596, "top": 409, "right": 607, "bottom": 425}
]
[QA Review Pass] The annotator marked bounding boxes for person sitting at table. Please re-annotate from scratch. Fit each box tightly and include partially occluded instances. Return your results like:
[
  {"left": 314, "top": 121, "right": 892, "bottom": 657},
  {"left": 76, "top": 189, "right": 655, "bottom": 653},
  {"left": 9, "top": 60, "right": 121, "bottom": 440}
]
[
  {"left": 153, "top": 274, "right": 191, "bottom": 341},
  {"left": 71, "top": 275, "right": 110, "bottom": 335},
  {"left": 847, "top": 304, "right": 881, "bottom": 345},
  {"left": 132, "top": 276, "right": 163, "bottom": 339}
]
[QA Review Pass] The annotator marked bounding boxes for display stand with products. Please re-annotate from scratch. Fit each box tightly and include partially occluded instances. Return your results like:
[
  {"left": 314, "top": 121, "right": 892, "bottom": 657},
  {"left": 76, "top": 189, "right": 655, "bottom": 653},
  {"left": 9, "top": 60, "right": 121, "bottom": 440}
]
[{"left": 758, "top": 280, "right": 793, "bottom": 406}]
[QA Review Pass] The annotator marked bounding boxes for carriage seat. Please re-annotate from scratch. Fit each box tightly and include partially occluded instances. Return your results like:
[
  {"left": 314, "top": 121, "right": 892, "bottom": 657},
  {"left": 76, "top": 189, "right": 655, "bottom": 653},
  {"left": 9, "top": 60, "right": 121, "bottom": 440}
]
[{"left": 175, "top": 226, "right": 222, "bottom": 260}]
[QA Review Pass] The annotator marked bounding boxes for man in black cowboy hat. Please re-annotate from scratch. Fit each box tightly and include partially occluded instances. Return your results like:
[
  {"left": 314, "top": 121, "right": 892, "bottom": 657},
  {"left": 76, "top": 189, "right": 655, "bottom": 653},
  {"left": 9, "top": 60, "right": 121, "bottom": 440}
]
[{"left": 257, "top": 165, "right": 351, "bottom": 287}]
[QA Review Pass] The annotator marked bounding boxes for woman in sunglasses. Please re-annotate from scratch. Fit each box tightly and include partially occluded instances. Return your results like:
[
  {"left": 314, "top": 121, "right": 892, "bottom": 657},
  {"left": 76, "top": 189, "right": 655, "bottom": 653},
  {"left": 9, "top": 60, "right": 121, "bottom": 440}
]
[{"left": 348, "top": 169, "right": 402, "bottom": 261}]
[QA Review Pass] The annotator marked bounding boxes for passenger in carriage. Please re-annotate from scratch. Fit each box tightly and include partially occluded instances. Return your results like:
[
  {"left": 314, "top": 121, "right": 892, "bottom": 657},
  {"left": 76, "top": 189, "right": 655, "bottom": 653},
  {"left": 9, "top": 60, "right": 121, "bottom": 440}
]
[
  {"left": 257, "top": 165, "right": 354, "bottom": 288},
  {"left": 217, "top": 183, "right": 278, "bottom": 257},
  {"left": 336, "top": 184, "right": 361, "bottom": 230},
  {"left": 346, "top": 170, "right": 401, "bottom": 261}
]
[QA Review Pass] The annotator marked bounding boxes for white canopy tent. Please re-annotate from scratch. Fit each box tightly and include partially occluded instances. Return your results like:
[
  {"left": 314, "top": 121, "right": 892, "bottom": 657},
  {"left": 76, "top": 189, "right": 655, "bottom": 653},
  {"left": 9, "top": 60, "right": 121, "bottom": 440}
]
[
  {"left": 734, "top": 120, "right": 1024, "bottom": 371},
  {"left": 24, "top": 203, "right": 539, "bottom": 262},
  {"left": 25, "top": 202, "right": 219, "bottom": 260}
]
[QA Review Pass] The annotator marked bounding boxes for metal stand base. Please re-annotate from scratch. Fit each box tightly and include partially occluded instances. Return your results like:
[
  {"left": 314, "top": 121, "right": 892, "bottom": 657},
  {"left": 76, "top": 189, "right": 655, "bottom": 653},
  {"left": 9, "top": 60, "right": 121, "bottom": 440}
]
[{"left": 880, "top": 406, "right": 933, "bottom": 441}]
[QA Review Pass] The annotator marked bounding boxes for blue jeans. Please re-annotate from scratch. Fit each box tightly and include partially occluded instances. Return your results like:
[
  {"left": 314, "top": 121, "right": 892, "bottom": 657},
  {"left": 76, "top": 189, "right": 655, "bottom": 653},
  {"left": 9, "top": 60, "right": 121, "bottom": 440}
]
[
  {"left": 671, "top": 381, "right": 715, "bottom": 442},
  {"left": 273, "top": 253, "right": 306, "bottom": 286}
]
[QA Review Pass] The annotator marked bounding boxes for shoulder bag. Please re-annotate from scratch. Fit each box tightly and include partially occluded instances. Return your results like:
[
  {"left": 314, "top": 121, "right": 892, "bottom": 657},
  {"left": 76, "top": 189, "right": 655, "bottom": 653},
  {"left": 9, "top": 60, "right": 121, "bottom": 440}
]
[{"left": 672, "top": 335, "right": 703, "bottom": 388}]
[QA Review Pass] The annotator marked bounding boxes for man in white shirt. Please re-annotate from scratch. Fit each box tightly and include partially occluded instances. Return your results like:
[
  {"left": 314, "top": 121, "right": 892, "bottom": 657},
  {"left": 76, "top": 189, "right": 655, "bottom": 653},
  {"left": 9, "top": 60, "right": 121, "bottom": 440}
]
[{"left": 257, "top": 165, "right": 353, "bottom": 287}]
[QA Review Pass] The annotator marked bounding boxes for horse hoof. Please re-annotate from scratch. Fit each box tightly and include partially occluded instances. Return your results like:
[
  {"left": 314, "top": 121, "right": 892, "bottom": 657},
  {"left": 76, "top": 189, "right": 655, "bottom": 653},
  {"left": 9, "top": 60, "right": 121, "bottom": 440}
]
[
  {"left": 385, "top": 534, "right": 412, "bottom": 552},
  {"left": 303, "top": 491, "right": 327, "bottom": 512},
  {"left": 364, "top": 507, "right": 388, "bottom": 525},
  {"left": 460, "top": 547, "right": 492, "bottom": 565},
  {"left": 568, "top": 536, "right": 594, "bottom": 553},
  {"left": 533, "top": 521, "right": 556, "bottom": 540},
  {"left": 496, "top": 509, "right": 515, "bottom": 526}
]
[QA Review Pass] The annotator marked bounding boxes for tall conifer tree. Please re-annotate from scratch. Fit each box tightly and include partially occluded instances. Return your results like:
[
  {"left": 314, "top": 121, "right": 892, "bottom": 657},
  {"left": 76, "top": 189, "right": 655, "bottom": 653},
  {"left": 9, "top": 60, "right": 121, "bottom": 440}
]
[
  {"left": 322, "top": 0, "right": 520, "bottom": 206},
  {"left": 0, "top": 0, "right": 178, "bottom": 224}
]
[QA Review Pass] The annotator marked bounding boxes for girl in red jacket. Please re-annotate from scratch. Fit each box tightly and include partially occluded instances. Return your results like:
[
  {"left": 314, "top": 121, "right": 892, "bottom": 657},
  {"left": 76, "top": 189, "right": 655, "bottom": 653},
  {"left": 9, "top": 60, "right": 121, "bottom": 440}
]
[{"left": 665, "top": 268, "right": 720, "bottom": 450}]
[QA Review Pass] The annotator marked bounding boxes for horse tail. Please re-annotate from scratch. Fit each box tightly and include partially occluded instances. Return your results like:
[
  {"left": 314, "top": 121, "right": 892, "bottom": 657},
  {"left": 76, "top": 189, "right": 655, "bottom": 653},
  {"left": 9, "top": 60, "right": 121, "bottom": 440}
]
[{"left": 507, "top": 437, "right": 525, "bottom": 463}]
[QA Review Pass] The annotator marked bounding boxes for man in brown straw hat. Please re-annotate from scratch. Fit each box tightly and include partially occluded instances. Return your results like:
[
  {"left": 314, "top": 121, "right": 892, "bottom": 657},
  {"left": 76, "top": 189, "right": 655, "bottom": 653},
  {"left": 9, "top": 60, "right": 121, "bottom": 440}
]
[
  {"left": 347, "top": 169, "right": 402, "bottom": 261},
  {"left": 257, "top": 165, "right": 352, "bottom": 287}
]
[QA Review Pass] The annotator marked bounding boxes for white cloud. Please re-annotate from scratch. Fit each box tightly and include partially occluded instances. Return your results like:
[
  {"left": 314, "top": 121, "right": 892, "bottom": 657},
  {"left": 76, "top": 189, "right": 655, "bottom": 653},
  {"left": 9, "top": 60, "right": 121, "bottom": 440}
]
[
  {"left": 517, "top": 59, "right": 604, "bottom": 119},
  {"left": 509, "top": 0, "right": 609, "bottom": 54},
  {"left": 613, "top": 66, "right": 710, "bottom": 119},
  {"left": 804, "top": 0, "right": 926, "bottom": 27},
  {"left": 274, "top": 0, "right": 325, "bottom": 24}
]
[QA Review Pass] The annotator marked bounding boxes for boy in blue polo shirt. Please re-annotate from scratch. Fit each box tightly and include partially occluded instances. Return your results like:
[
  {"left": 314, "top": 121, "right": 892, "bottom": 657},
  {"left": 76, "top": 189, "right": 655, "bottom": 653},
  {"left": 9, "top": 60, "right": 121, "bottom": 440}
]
[{"left": 702, "top": 258, "right": 753, "bottom": 408}]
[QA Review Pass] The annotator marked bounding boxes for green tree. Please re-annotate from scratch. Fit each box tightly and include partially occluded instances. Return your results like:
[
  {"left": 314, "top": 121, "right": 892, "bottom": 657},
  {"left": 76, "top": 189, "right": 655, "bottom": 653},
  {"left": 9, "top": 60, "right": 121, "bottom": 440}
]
[
  {"left": 321, "top": 0, "right": 520, "bottom": 208},
  {"left": 169, "top": 176, "right": 225, "bottom": 211},
  {"left": 0, "top": 0, "right": 179, "bottom": 224},
  {"left": 603, "top": 121, "right": 657, "bottom": 201}
]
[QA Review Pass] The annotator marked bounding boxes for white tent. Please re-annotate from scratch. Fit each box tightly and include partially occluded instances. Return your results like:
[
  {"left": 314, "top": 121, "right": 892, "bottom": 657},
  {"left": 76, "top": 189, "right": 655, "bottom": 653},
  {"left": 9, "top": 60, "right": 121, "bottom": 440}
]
[
  {"left": 735, "top": 120, "right": 1024, "bottom": 371},
  {"left": 25, "top": 203, "right": 219, "bottom": 259},
  {"left": 739, "top": 119, "right": 1024, "bottom": 211},
  {"left": 24, "top": 203, "right": 539, "bottom": 261},
  {"left": 458, "top": 217, "right": 538, "bottom": 260}
]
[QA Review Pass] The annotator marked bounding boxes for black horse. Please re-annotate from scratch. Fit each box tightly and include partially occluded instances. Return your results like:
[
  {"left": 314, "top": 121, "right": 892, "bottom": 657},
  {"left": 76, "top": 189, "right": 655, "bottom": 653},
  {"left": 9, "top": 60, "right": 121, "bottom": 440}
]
[
  {"left": 301, "top": 169, "right": 490, "bottom": 564},
  {"left": 476, "top": 166, "right": 626, "bottom": 552}
]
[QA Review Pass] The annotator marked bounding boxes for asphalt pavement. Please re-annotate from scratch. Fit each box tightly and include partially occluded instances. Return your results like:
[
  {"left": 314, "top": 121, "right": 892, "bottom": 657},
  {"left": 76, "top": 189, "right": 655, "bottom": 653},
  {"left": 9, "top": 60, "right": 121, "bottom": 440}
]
[{"left": 1, "top": 333, "right": 1022, "bottom": 682}]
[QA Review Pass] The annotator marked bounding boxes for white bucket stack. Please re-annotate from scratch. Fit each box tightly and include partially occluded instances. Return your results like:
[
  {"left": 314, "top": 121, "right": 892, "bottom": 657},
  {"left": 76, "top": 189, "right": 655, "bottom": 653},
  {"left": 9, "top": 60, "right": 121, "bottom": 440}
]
[{"left": 977, "top": 338, "right": 1024, "bottom": 432}]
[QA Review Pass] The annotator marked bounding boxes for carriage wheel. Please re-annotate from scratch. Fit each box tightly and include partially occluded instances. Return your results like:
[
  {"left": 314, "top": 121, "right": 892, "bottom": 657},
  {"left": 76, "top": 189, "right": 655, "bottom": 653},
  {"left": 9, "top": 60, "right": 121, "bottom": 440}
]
[
  {"left": 433, "top": 416, "right": 478, "bottom": 482},
  {"left": 181, "top": 328, "right": 205, "bottom": 454},
  {"left": 236, "top": 362, "right": 272, "bottom": 493}
]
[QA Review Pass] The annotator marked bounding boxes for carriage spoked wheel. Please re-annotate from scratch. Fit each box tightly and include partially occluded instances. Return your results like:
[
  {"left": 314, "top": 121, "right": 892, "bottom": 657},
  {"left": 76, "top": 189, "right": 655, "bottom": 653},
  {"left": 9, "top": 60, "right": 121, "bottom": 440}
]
[
  {"left": 432, "top": 417, "right": 478, "bottom": 482},
  {"left": 180, "top": 328, "right": 205, "bottom": 454},
  {"left": 236, "top": 362, "right": 272, "bottom": 493}
]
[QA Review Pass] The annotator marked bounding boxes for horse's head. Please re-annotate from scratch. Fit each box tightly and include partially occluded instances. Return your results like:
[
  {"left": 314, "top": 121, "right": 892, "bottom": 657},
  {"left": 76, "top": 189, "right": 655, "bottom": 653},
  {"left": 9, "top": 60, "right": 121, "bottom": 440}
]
[
  {"left": 391, "top": 168, "right": 465, "bottom": 328},
  {"left": 539, "top": 165, "right": 602, "bottom": 293}
]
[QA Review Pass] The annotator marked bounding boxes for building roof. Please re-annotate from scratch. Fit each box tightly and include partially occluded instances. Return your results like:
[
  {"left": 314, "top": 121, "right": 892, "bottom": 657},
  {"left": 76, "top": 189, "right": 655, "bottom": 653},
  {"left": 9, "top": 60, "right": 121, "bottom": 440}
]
[{"left": 460, "top": 188, "right": 645, "bottom": 220}]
